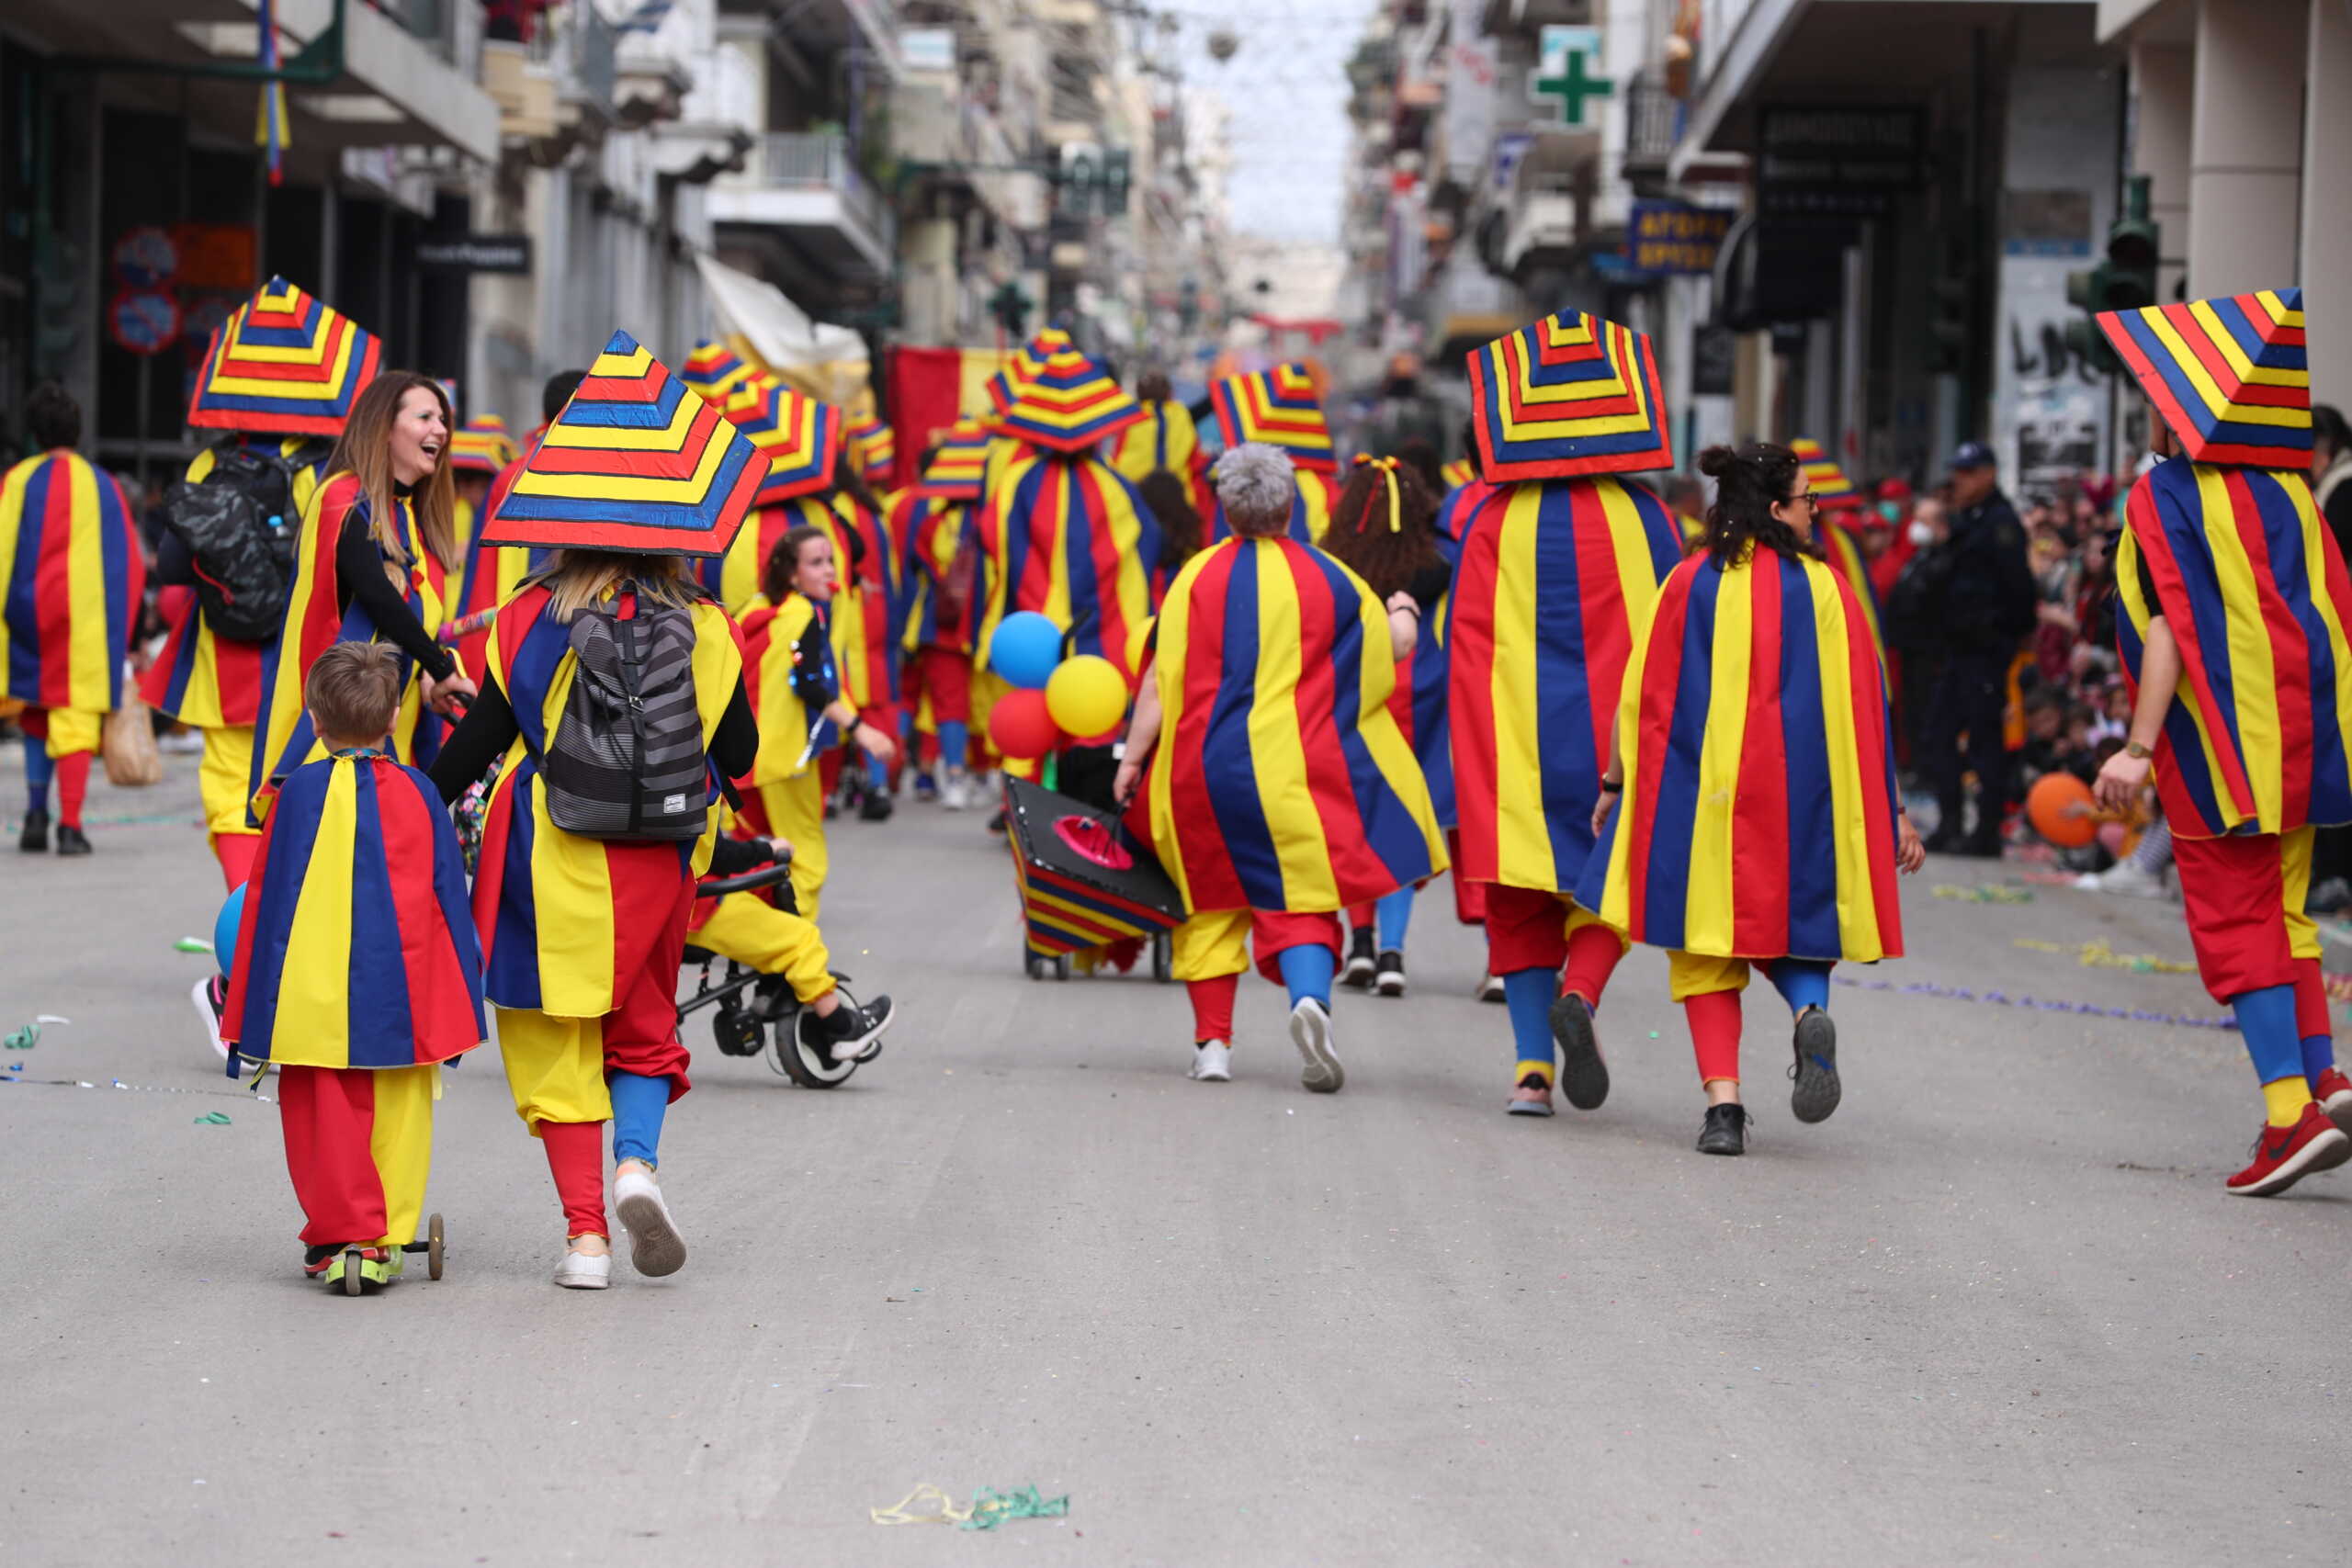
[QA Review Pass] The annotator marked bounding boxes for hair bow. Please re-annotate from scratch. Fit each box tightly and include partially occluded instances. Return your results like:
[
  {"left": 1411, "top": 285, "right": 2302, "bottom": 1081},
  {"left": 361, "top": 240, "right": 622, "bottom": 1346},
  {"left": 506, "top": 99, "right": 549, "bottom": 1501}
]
[{"left": 1351, "top": 453, "right": 1403, "bottom": 534}]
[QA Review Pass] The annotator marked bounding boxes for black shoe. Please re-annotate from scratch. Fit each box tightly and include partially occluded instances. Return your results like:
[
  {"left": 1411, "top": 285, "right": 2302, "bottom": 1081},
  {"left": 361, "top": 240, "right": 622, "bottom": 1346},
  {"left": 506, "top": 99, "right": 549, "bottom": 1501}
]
[
  {"left": 986, "top": 808, "right": 1008, "bottom": 837},
  {"left": 1922, "top": 826, "right": 1963, "bottom": 855},
  {"left": 1547, "top": 992, "right": 1610, "bottom": 1111},
  {"left": 1788, "top": 1008, "right": 1841, "bottom": 1123},
  {"left": 858, "top": 792, "right": 895, "bottom": 822},
  {"left": 1696, "top": 1102, "right": 1750, "bottom": 1156},
  {"left": 1374, "top": 950, "right": 1407, "bottom": 997},
  {"left": 1953, "top": 832, "right": 2004, "bottom": 860},
  {"left": 810, "top": 993, "right": 893, "bottom": 1064},
  {"left": 17, "top": 806, "right": 49, "bottom": 852},
  {"left": 1340, "top": 927, "right": 1376, "bottom": 989},
  {"left": 54, "top": 824, "right": 91, "bottom": 856}
]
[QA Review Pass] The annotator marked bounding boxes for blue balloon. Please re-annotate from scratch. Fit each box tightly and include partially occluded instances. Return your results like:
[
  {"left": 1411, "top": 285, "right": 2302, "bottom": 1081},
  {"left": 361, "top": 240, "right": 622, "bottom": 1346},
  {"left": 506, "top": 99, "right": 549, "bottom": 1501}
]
[
  {"left": 213, "top": 883, "right": 248, "bottom": 976},
  {"left": 989, "top": 611, "right": 1065, "bottom": 691}
]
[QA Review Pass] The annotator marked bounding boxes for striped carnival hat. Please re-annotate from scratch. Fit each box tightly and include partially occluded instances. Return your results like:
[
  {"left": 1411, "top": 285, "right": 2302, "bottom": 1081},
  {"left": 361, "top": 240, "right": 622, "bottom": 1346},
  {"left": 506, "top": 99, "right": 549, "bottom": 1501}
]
[
  {"left": 2098, "top": 288, "right": 2311, "bottom": 468},
  {"left": 1211, "top": 364, "right": 1336, "bottom": 473},
  {"left": 449, "top": 415, "right": 519, "bottom": 476},
  {"left": 186, "top": 276, "right": 381, "bottom": 436},
  {"left": 1465, "top": 310, "right": 1672, "bottom": 480},
  {"left": 846, "top": 412, "right": 896, "bottom": 484},
  {"left": 477, "top": 331, "right": 766, "bottom": 557},
  {"left": 719, "top": 376, "right": 844, "bottom": 505},
  {"left": 995, "top": 350, "right": 1146, "bottom": 453},
  {"left": 681, "top": 339, "right": 759, "bottom": 405},
  {"left": 1789, "top": 438, "right": 1860, "bottom": 506},
  {"left": 917, "top": 418, "right": 992, "bottom": 500},
  {"left": 984, "top": 328, "right": 1076, "bottom": 415}
]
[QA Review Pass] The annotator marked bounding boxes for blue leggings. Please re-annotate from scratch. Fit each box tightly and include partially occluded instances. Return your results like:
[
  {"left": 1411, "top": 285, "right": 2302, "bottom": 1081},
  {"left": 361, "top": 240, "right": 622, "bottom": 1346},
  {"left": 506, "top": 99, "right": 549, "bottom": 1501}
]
[
  {"left": 608, "top": 1071, "right": 669, "bottom": 1168},
  {"left": 23, "top": 735, "right": 52, "bottom": 811},
  {"left": 1277, "top": 943, "right": 1335, "bottom": 1010}
]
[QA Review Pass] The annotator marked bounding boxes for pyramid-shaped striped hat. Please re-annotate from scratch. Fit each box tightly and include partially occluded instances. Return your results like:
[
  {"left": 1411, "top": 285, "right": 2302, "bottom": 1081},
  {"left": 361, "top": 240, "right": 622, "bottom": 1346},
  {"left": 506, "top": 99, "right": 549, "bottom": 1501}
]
[
  {"left": 186, "top": 276, "right": 381, "bottom": 436},
  {"left": 720, "top": 376, "right": 843, "bottom": 505},
  {"left": 984, "top": 328, "right": 1076, "bottom": 416},
  {"left": 1211, "top": 364, "right": 1336, "bottom": 473},
  {"left": 1466, "top": 310, "right": 1673, "bottom": 479},
  {"left": 846, "top": 412, "right": 896, "bottom": 485},
  {"left": 917, "top": 418, "right": 992, "bottom": 500},
  {"left": 477, "top": 331, "right": 766, "bottom": 558},
  {"left": 681, "top": 339, "right": 759, "bottom": 405},
  {"left": 996, "top": 350, "right": 1146, "bottom": 453},
  {"left": 449, "top": 415, "right": 519, "bottom": 476},
  {"left": 1790, "top": 438, "right": 1859, "bottom": 506},
  {"left": 2098, "top": 288, "right": 2311, "bottom": 468}
]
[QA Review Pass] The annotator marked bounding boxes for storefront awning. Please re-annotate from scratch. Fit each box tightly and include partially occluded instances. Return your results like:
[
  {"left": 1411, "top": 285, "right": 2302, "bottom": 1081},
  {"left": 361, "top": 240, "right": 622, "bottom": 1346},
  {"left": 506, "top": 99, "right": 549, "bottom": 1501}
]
[{"left": 694, "top": 254, "right": 869, "bottom": 404}]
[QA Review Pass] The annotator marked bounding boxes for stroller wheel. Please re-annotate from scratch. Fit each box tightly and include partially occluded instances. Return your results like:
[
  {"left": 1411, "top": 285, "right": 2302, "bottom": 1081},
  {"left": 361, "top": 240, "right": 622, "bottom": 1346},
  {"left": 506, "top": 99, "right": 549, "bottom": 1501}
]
[
  {"left": 712, "top": 1005, "right": 765, "bottom": 1058},
  {"left": 775, "top": 998, "right": 861, "bottom": 1089}
]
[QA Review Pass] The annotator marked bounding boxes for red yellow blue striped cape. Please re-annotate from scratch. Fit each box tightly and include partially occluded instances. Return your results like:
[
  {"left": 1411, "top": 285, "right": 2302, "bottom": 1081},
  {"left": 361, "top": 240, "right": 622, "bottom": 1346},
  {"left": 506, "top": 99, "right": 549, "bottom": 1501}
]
[
  {"left": 0, "top": 449, "right": 143, "bottom": 716},
  {"left": 221, "top": 751, "right": 485, "bottom": 1066},
  {"left": 1580, "top": 546, "right": 1905, "bottom": 963},
  {"left": 247, "top": 473, "right": 452, "bottom": 819},
  {"left": 1205, "top": 467, "right": 1336, "bottom": 545},
  {"left": 1108, "top": 400, "right": 1210, "bottom": 513},
  {"left": 1445, "top": 477, "right": 1683, "bottom": 891},
  {"left": 977, "top": 452, "right": 1163, "bottom": 684},
  {"left": 743, "top": 590, "right": 836, "bottom": 784},
  {"left": 1137, "top": 536, "right": 1447, "bottom": 912},
  {"left": 838, "top": 491, "right": 908, "bottom": 699},
  {"left": 471, "top": 583, "right": 743, "bottom": 1015},
  {"left": 2114, "top": 455, "right": 2352, "bottom": 839},
  {"left": 890, "top": 489, "right": 978, "bottom": 653},
  {"left": 1404, "top": 487, "right": 1475, "bottom": 829},
  {"left": 1818, "top": 512, "right": 1888, "bottom": 676},
  {"left": 143, "top": 438, "right": 329, "bottom": 727}
]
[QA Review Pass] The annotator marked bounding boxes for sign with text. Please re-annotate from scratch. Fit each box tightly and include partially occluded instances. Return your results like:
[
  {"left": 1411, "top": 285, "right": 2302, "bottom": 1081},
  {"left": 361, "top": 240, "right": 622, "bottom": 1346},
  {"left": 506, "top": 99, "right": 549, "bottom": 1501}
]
[
  {"left": 1757, "top": 106, "right": 1923, "bottom": 217},
  {"left": 414, "top": 235, "right": 533, "bottom": 274},
  {"left": 1626, "top": 202, "right": 1732, "bottom": 275}
]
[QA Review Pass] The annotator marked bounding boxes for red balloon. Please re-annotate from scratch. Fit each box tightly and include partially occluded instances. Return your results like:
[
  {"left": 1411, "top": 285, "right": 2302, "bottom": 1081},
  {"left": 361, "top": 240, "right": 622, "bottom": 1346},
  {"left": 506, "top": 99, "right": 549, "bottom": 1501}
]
[{"left": 988, "top": 687, "right": 1061, "bottom": 760}]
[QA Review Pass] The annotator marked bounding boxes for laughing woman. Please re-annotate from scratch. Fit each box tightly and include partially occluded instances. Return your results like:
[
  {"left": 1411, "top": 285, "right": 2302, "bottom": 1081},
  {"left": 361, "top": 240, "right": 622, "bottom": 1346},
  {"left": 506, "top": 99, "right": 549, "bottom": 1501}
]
[
  {"left": 247, "top": 373, "right": 473, "bottom": 820},
  {"left": 1579, "top": 443, "right": 1924, "bottom": 1156}
]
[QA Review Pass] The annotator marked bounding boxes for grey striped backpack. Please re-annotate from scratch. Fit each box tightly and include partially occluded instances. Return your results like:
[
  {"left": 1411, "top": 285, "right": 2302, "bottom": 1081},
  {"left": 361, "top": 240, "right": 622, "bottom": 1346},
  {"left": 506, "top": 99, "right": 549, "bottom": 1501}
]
[{"left": 541, "top": 594, "right": 711, "bottom": 841}]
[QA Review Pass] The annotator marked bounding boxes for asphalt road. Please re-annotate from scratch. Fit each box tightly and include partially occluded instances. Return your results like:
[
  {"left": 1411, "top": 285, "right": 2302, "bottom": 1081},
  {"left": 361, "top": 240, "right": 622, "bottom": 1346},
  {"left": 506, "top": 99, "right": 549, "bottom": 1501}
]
[{"left": 4, "top": 752, "right": 2348, "bottom": 1566}]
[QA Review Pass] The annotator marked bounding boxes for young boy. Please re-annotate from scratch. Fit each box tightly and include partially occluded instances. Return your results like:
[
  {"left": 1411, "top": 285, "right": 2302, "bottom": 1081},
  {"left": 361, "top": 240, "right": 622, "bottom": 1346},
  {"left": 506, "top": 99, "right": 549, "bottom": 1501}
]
[{"left": 222, "top": 642, "right": 486, "bottom": 1289}]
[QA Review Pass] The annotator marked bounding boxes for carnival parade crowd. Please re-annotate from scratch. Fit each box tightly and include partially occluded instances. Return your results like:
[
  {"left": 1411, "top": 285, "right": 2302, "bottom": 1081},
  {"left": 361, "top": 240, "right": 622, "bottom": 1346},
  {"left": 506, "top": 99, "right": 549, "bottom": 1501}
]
[{"left": 4, "top": 275, "right": 2347, "bottom": 1298}]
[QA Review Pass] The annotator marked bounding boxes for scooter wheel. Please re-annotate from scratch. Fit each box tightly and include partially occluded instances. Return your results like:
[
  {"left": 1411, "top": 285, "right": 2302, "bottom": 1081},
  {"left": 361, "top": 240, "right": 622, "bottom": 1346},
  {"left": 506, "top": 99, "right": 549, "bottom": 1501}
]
[
  {"left": 342, "top": 1247, "right": 365, "bottom": 1297},
  {"left": 427, "top": 1213, "right": 445, "bottom": 1280}
]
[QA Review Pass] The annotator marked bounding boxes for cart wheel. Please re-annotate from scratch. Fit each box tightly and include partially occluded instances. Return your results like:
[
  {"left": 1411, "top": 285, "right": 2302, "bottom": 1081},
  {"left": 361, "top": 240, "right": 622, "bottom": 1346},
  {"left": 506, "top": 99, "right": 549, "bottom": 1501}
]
[
  {"left": 1151, "top": 931, "right": 1172, "bottom": 984},
  {"left": 775, "top": 1002, "right": 861, "bottom": 1089},
  {"left": 1024, "top": 953, "right": 1046, "bottom": 981},
  {"left": 1053, "top": 953, "right": 1071, "bottom": 982},
  {"left": 427, "top": 1213, "right": 445, "bottom": 1280},
  {"left": 342, "top": 1247, "right": 364, "bottom": 1297}
]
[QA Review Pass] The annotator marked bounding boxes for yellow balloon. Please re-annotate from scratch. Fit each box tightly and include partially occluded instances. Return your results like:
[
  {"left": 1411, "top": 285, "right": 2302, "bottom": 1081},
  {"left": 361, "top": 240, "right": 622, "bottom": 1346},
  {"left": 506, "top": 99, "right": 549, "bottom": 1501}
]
[{"left": 1045, "top": 654, "right": 1129, "bottom": 739}]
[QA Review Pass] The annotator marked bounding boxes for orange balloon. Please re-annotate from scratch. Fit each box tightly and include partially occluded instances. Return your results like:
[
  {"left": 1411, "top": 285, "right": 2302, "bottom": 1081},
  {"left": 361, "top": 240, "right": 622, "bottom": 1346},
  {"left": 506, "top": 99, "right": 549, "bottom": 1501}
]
[{"left": 2027, "top": 772, "right": 2098, "bottom": 848}]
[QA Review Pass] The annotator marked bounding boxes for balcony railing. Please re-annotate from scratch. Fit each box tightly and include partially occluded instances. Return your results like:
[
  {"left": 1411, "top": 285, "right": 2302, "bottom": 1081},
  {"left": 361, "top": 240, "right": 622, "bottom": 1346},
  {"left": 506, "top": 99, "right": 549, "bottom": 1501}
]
[
  {"left": 754, "top": 133, "right": 898, "bottom": 252},
  {"left": 1623, "top": 72, "right": 1680, "bottom": 182}
]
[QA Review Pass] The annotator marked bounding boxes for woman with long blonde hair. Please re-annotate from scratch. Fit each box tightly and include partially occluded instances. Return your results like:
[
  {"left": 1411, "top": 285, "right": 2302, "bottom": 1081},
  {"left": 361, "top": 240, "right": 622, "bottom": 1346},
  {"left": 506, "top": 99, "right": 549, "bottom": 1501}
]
[
  {"left": 429, "top": 544, "right": 757, "bottom": 1290},
  {"left": 246, "top": 371, "right": 474, "bottom": 818}
]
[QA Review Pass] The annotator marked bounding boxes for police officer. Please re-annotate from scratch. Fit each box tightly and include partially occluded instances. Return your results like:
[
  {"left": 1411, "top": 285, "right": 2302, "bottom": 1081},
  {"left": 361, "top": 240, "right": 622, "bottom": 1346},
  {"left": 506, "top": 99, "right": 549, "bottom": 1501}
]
[{"left": 1918, "top": 442, "right": 2036, "bottom": 856}]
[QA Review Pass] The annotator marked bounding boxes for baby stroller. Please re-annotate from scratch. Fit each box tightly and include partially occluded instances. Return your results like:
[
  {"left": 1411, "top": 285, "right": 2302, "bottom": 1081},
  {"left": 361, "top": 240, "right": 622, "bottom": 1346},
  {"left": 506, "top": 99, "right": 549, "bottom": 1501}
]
[{"left": 678, "top": 854, "right": 881, "bottom": 1089}]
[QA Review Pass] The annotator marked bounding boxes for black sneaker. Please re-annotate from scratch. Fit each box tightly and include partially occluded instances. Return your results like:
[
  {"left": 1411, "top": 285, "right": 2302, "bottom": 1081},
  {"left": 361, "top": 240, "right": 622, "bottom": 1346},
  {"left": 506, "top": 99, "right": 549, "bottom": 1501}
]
[
  {"left": 17, "top": 806, "right": 49, "bottom": 852},
  {"left": 1340, "top": 927, "right": 1376, "bottom": 989},
  {"left": 1922, "top": 827, "right": 1963, "bottom": 855},
  {"left": 55, "top": 823, "right": 91, "bottom": 856},
  {"left": 193, "top": 975, "right": 230, "bottom": 1065},
  {"left": 858, "top": 791, "right": 895, "bottom": 822},
  {"left": 1788, "top": 1008, "right": 1841, "bottom": 1123},
  {"left": 1547, "top": 992, "right": 1610, "bottom": 1111},
  {"left": 1696, "top": 1102, "right": 1751, "bottom": 1156},
  {"left": 810, "top": 993, "right": 893, "bottom": 1064},
  {"left": 1374, "top": 950, "right": 1407, "bottom": 997},
  {"left": 986, "top": 808, "right": 1008, "bottom": 837}
]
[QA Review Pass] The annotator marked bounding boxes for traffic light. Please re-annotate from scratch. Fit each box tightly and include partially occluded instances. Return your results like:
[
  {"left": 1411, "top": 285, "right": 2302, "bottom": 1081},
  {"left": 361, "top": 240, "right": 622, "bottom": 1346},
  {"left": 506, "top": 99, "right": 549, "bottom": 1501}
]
[{"left": 2064, "top": 175, "right": 2159, "bottom": 375}]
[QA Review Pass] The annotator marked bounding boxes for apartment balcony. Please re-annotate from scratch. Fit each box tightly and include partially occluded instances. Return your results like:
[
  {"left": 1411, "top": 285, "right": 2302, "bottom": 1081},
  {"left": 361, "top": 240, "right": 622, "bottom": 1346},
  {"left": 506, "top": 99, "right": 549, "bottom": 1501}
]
[{"left": 709, "top": 132, "right": 899, "bottom": 282}]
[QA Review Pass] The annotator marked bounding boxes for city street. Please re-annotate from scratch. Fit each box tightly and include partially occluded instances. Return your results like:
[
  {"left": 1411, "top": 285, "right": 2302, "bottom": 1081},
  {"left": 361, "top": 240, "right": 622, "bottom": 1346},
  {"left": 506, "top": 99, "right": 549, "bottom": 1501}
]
[{"left": 5, "top": 758, "right": 2348, "bottom": 1566}]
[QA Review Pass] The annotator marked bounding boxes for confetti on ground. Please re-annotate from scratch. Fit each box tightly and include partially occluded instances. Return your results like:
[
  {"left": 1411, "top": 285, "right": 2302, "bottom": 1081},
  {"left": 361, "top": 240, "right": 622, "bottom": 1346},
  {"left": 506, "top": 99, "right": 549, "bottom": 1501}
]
[
  {"left": 1931, "top": 884, "right": 2035, "bottom": 904},
  {"left": 193, "top": 1111, "right": 232, "bottom": 1124},
  {"left": 4, "top": 1025, "right": 39, "bottom": 1051},
  {"left": 2014, "top": 938, "right": 2198, "bottom": 975},
  {"left": 1833, "top": 975, "right": 2233, "bottom": 1030},
  {"left": 871, "top": 1483, "right": 1070, "bottom": 1530},
  {"left": 175, "top": 937, "right": 214, "bottom": 954},
  {"left": 0, "top": 1077, "right": 270, "bottom": 1103}
]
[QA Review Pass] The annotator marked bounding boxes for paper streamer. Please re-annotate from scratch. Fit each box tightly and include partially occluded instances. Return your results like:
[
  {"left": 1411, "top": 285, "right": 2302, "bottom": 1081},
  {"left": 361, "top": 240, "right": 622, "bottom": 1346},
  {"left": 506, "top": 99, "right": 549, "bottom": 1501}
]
[{"left": 1832, "top": 975, "right": 2234, "bottom": 1031}]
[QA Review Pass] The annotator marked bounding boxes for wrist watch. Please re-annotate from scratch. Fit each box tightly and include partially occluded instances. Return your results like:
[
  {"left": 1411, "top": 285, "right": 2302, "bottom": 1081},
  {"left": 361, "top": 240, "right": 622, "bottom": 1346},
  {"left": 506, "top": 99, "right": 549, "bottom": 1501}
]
[{"left": 2125, "top": 740, "right": 2153, "bottom": 760}]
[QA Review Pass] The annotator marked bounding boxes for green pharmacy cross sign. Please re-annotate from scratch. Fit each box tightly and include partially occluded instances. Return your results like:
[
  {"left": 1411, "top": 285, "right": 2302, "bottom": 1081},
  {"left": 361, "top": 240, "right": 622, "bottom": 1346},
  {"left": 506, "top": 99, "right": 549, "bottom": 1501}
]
[{"left": 1532, "top": 26, "right": 1613, "bottom": 129}]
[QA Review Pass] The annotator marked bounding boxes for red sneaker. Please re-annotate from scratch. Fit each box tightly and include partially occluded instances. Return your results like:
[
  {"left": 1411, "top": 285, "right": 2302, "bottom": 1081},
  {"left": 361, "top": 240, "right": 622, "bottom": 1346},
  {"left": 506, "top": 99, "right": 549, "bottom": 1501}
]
[
  {"left": 2312, "top": 1067, "right": 2352, "bottom": 1133},
  {"left": 2226, "top": 1103, "right": 2352, "bottom": 1197}
]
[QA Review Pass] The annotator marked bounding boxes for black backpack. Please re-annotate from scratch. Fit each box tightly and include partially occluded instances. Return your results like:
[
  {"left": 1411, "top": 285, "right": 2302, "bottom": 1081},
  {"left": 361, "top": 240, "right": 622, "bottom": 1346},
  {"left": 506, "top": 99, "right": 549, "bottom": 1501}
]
[
  {"left": 539, "top": 592, "right": 713, "bottom": 841},
  {"left": 162, "top": 438, "right": 326, "bottom": 641}
]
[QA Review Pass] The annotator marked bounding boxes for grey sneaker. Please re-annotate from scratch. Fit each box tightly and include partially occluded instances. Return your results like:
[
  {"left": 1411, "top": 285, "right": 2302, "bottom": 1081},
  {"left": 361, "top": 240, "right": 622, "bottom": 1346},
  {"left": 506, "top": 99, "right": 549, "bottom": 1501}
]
[{"left": 1289, "top": 998, "right": 1344, "bottom": 1093}]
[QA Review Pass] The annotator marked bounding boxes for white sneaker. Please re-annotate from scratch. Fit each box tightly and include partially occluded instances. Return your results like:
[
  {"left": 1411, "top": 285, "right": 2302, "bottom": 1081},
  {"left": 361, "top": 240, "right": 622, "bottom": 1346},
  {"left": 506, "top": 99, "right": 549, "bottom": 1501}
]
[
  {"left": 1189, "top": 1039, "right": 1233, "bottom": 1081},
  {"left": 1476, "top": 972, "right": 1506, "bottom": 1004},
  {"left": 614, "top": 1165, "right": 687, "bottom": 1278},
  {"left": 1289, "top": 998, "right": 1344, "bottom": 1094},
  {"left": 553, "top": 1247, "right": 612, "bottom": 1290},
  {"left": 941, "top": 766, "right": 969, "bottom": 811},
  {"left": 2075, "top": 860, "right": 2171, "bottom": 899}
]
